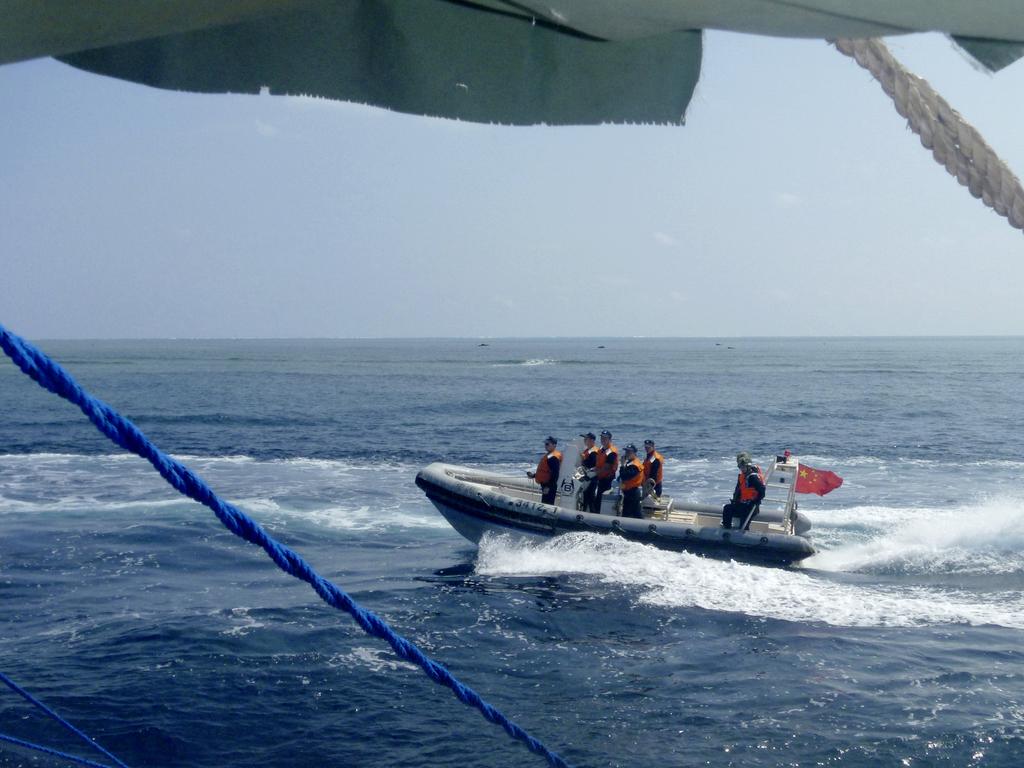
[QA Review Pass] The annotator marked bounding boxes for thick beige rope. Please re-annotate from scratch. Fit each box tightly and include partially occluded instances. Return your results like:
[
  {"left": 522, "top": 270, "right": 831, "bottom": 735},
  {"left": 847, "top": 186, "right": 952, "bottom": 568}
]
[{"left": 833, "top": 37, "right": 1024, "bottom": 232}]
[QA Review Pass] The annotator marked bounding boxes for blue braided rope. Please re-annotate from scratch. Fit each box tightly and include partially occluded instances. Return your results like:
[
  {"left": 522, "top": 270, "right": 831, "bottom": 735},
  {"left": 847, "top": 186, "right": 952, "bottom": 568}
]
[
  {"left": 0, "top": 671, "right": 129, "bottom": 767},
  {"left": 0, "top": 324, "right": 572, "bottom": 768},
  {"left": 0, "top": 733, "right": 118, "bottom": 768}
]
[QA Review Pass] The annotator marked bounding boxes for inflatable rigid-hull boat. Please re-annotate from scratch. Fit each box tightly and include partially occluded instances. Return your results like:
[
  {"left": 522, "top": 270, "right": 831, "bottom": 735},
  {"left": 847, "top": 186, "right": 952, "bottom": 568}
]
[{"left": 416, "top": 460, "right": 816, "bottom": 567}]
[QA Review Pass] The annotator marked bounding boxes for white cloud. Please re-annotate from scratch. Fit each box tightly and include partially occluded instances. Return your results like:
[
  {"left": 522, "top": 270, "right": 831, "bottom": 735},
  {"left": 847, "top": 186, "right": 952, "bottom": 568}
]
[
  {"left": 653, "top": 231, "right": 677, "bottom": 246},
  {"left": 775, "top": 192, "right": 803, "bottom": 209}
]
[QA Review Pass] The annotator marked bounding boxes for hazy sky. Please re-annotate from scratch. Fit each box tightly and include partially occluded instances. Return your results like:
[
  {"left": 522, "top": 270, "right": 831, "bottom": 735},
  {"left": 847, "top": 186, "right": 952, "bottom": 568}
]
[{"left": 2, "top": 30, "right": 1024, "bottom": 338}]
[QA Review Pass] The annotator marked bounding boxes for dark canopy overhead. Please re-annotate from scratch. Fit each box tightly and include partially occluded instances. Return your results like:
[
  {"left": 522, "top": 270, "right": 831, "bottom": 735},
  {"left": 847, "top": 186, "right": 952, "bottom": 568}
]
[
  {"left": 2, "top": 0, "right": 1022, "bottom": 126},
  {"left": 56, "top": 1, "right": 703, "bottom": 126}
]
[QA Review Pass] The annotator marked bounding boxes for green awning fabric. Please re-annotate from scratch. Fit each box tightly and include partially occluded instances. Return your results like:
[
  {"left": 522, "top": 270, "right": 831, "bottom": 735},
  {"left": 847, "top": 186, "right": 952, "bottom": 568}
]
[
  {"left": 58, "top": 0, "right": 702, "bottom": 126},
  {"left": 4, "top": 0, "right": 1024, "bottom": 126},
  {"left": 951, "top": 35, "right": 1024, "bottom": 72}
]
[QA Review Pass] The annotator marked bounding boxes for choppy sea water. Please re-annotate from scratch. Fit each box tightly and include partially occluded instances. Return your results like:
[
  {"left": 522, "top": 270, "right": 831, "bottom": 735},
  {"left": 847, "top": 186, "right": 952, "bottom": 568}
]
[{"left": 1, "top": 337, "right": 1023, "bottom": 767}]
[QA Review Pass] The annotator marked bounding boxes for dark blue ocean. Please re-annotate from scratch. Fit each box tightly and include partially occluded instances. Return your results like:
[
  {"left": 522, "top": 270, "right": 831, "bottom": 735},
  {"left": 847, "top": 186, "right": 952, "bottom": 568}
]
[{"left": 2, "top": 338, "right": 1024, "bottom": 767}]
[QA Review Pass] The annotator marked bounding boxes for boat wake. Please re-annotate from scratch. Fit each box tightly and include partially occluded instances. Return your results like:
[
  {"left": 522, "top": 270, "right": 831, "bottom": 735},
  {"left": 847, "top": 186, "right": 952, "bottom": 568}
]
[
  {"left": 474, "top": 531, "right": 1024, "bottom": 630},
  {"left": 810, "top": 496, "right": 1024, "bottom": 575},
  {"left": 8, "top": 452, "right": 1024, "bottom": 628},
  {"left": 0, "top": 452, "right": 446, "bottom": 532}
]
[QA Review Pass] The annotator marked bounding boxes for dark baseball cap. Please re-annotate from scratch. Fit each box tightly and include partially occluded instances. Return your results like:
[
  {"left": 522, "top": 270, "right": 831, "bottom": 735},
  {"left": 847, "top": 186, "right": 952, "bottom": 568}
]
[
  {"left": 600, "top": 430, "right": 612, "bottom": 437},
  {"left": 624, "top": 443, "right": 638, "bottom": 453},
  {"left": 579, "top": 432, "right": 596, "bottom": 440},
  {"left": 544, "top": 436, "right": 557, "bottom": 445},
  {"left": 644, "top": 439, "right": 655, "bottom": 447}
]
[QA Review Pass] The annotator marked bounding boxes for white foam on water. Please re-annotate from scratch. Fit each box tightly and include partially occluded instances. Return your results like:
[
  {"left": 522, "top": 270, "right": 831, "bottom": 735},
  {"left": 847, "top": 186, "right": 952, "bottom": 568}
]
[
  {"left": 0, "top": 452, "right": 419, "bottom": 477},
  {"left": 271, "top": 502, "right": 450, "bottom": 532},
  {"left": 474, "top": 532, "right": 1024, "bottom": 630},
  {"left": 812, "top": 496, "right": 1024, "bottom": 575},
  {"left": 0, "top": 452, "right": 152, "bottom": 463},
  {"left": 327, "top": 646, "right": 419, "bottom": 673},
  {"left": 233, "top": 496, "right": 284, "bottom": 515},
  {"left": 171, "top": 454, "right": 257, "bottom": 464},
  {"left": 0, "top": 453, "right": 439, "bottom": 530},
  {"left": 490, "top": 358, "right": 557, "bottom": 367},
  {"left": 216, "top": 607, "right": 267, "bottom": 637},
  {"left": 0, "top": 497, "right": 193, "bottom": 514}
]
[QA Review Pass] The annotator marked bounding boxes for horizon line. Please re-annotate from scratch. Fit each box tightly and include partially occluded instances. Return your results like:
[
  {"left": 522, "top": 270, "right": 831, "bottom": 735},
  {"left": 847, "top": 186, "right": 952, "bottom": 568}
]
[{"left": 26, "top": 334, "right": 1024, "bottom": 342}]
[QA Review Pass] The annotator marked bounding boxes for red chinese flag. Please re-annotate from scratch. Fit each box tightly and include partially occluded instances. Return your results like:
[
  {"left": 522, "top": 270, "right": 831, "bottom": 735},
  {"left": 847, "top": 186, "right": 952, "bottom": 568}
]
[{"left": 795, "top": 464, "right": 843, "bottom": 496}]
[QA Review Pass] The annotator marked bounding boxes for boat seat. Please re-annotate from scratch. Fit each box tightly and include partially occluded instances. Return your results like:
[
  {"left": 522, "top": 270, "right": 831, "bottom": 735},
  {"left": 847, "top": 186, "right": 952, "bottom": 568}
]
[{"left": 664, "top": 509, "right": 698, "bottom": 524}]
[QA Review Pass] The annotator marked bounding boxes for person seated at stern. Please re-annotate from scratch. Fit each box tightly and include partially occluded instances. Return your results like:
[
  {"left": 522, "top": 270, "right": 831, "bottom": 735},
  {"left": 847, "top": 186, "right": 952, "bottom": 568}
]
[
  {"left": 721, "top": 451, "right": 765, "bottom": 530},
  {"left": 527, "top": 436, "right": 562, "bottom": 505}
]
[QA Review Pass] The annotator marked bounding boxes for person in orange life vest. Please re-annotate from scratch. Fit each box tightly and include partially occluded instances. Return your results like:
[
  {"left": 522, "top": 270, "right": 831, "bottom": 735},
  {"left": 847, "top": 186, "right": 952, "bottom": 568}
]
[
  {"left": 619, "top": 444, "right": 645, "bottom": 518},
  {"left": 590, "top": 430, "right": 619, "bottom": 514},
  {"left": 721, "top": 451, "right": 766, "bottom": 530},
  {"left": 642, "top": 439, "right": 665, "bottom": 498},
  {"left": 527, "top": 436, "right": 562, "bottom": 505},
  {"left": 577, "top": 432, "right": 599, "bottom": 512}
]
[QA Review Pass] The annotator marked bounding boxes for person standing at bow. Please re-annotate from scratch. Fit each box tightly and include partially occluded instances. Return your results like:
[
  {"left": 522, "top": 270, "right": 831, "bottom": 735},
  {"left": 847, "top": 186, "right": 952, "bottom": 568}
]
[
  {"left": 642, "top": 439, "right": 665, "bottom": 498},
  {"left": 527, "top": 436, "right": 562, "bottom": 505},
  {"left": 721, "top": 451, "right": 765, "bottom": 530},
  {"left": 619, "top": 444, "right": 645, "bottom": 518},
  {"left": 590, "top": 430, "right": 619, "bottom": 514}
]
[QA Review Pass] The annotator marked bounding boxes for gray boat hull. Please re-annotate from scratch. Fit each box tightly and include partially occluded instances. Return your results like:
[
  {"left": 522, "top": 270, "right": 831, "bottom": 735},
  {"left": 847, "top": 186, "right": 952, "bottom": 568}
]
[{"left": 416, "top": 462, "right": 816, "bottom": 567}]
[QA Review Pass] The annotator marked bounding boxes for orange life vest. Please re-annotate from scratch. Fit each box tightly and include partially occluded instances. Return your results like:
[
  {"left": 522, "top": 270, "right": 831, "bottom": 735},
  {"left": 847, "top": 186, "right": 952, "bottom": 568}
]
[
  {"left": 643, "top": 451, "right": 664, "bottom": 485},
  {"left": 534, "top": 450, "right": 562, "bottom": 485},
  {"left": 737, "top": 465, "right": 765, "bottom": 502},
  {"left": 620, "top": 457, "right": 645, "bottom": 491},
  {"left": 595, "top": 444, "right": 618, "bottom": 480},
  {"left": 578, "top": 445, "right": 598, "bottom": 469}
]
